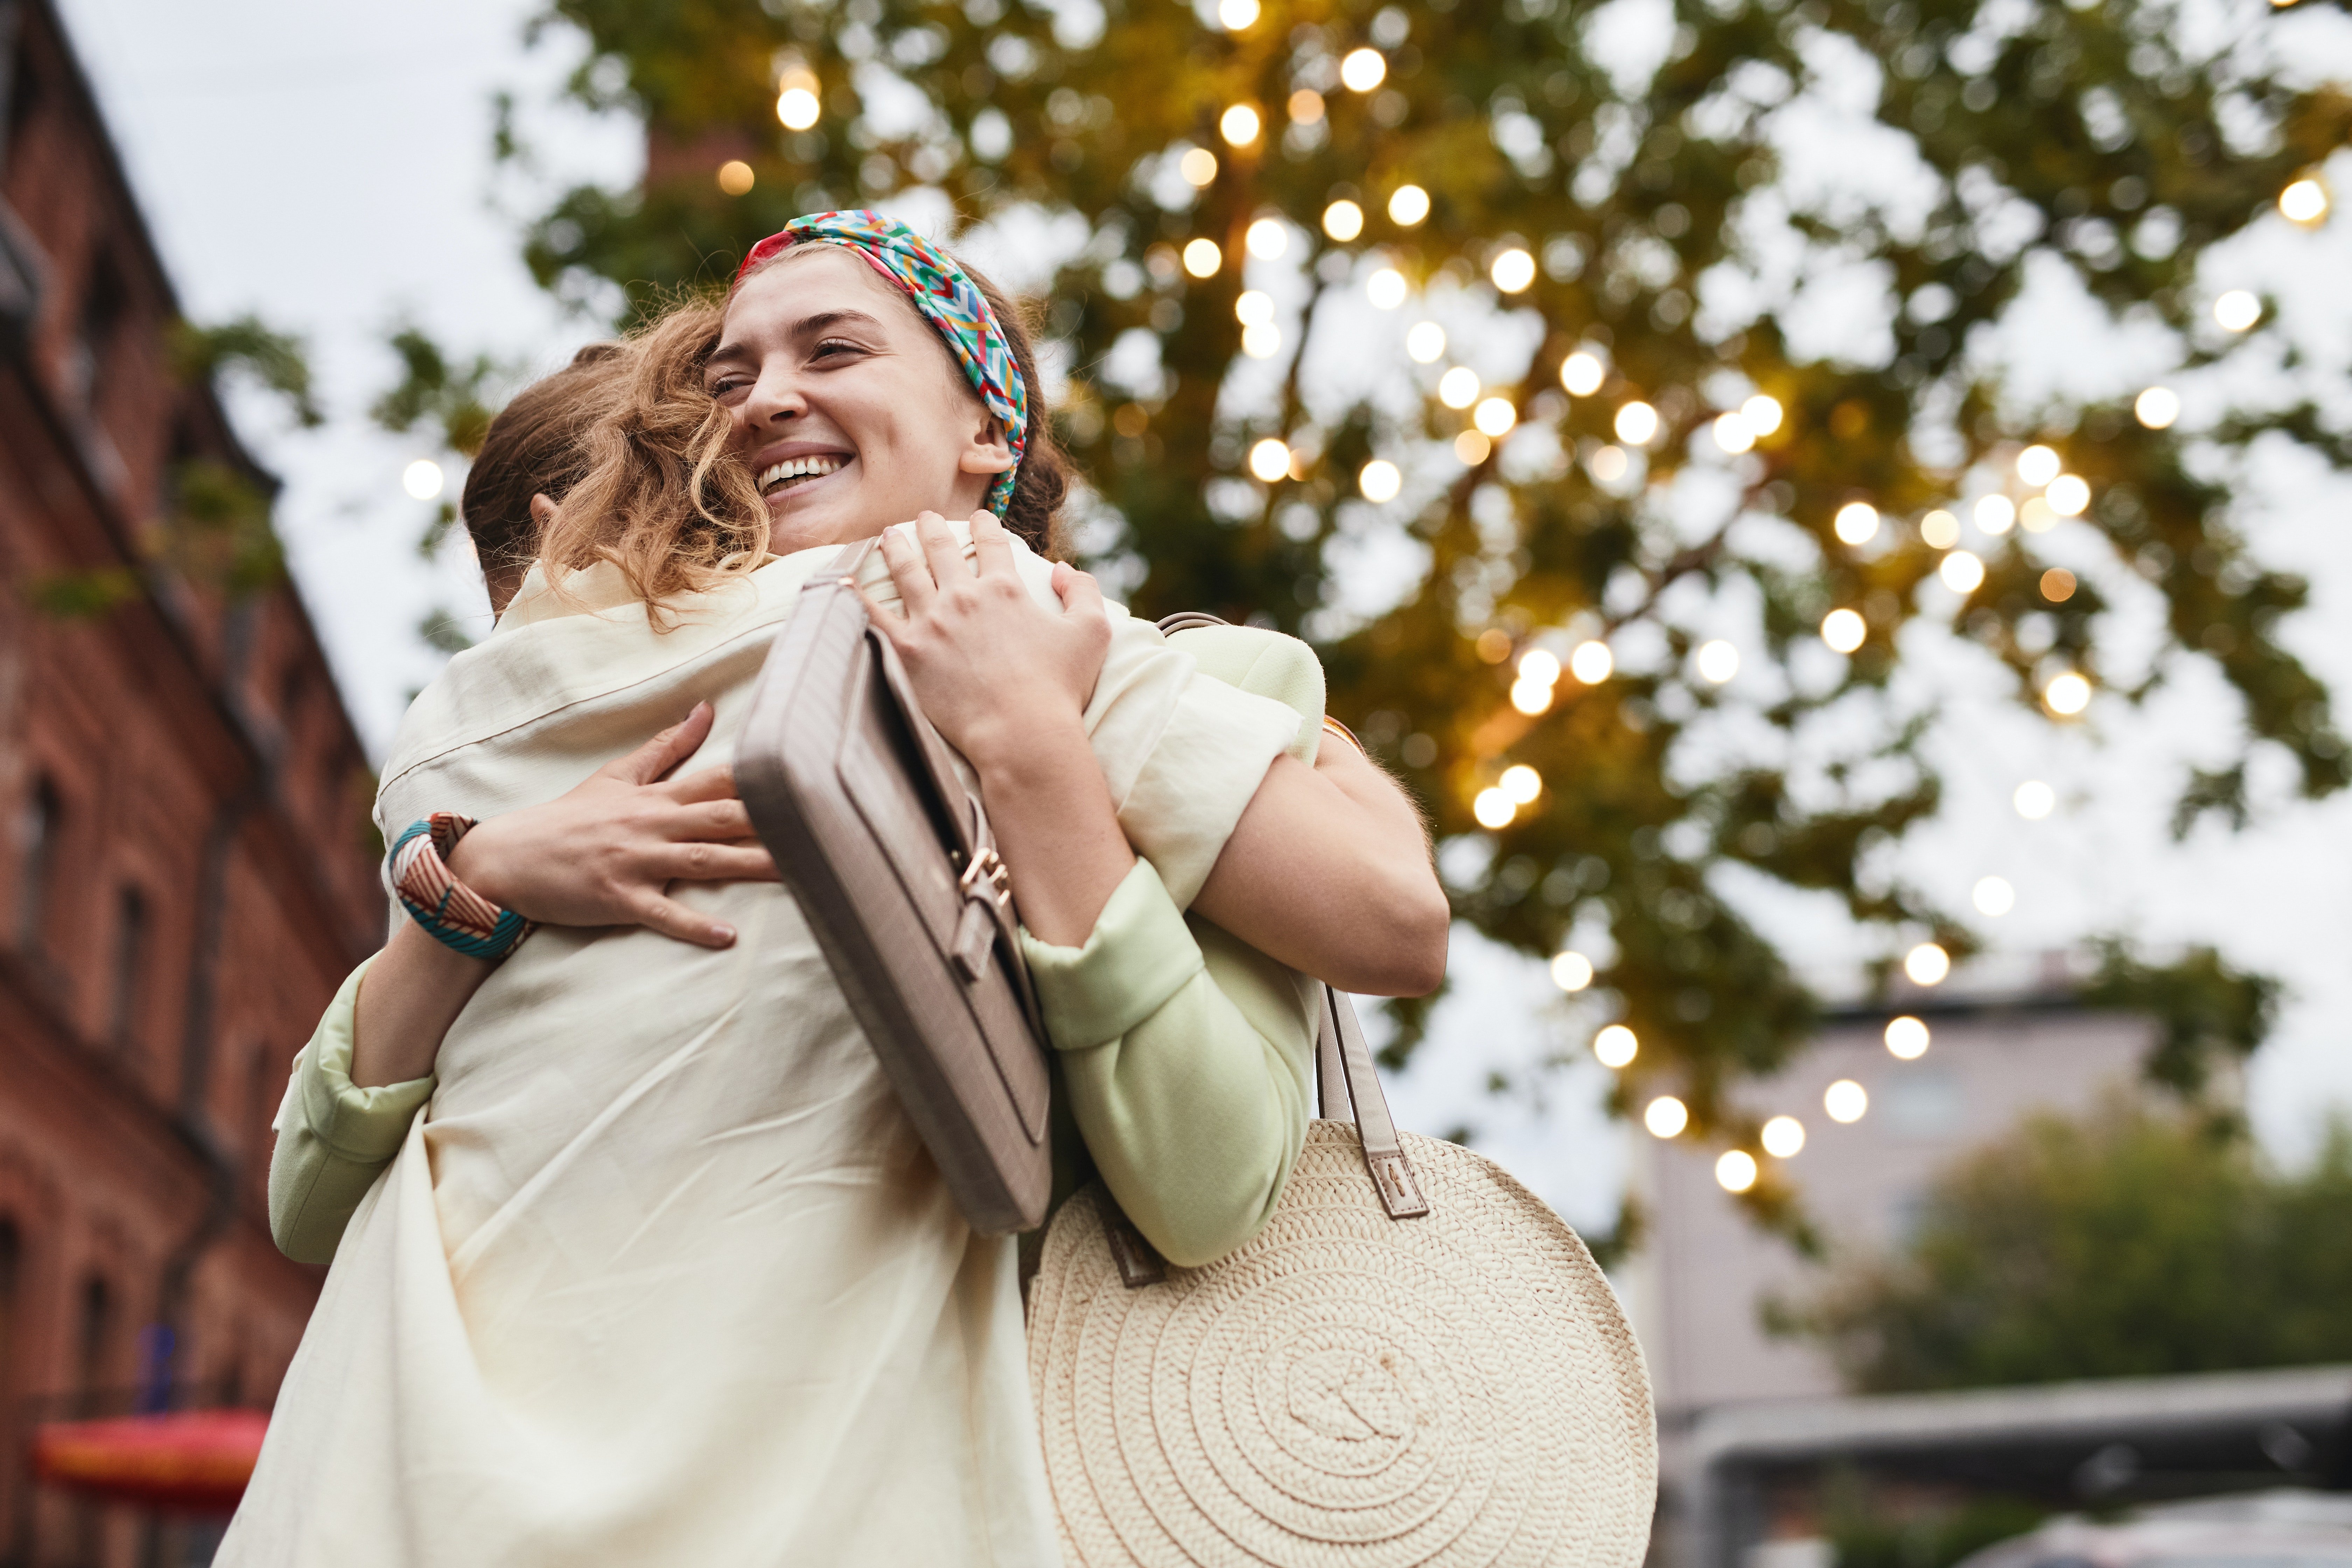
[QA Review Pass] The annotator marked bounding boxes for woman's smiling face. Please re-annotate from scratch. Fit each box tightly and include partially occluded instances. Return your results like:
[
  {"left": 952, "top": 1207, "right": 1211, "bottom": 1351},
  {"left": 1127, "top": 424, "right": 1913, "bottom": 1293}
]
[{"left": 707, "top": 245, "right": 1014, "bottom": 554}]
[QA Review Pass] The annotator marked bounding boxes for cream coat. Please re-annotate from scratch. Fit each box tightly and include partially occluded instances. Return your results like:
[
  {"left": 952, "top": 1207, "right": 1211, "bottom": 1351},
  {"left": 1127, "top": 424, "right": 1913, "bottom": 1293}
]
[{"left": 219, "top": 525, "right": 1300, "bottom": 1567}]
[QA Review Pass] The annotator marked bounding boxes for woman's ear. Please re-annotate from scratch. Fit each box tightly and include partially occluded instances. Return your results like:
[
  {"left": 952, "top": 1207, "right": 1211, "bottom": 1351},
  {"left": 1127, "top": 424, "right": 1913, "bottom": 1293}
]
[
  {"left": 956, "top": 419, "right": 1017, "bottom": 477},
  {"left": 528, "top": 492, "right": 560, "bottom": 531}
]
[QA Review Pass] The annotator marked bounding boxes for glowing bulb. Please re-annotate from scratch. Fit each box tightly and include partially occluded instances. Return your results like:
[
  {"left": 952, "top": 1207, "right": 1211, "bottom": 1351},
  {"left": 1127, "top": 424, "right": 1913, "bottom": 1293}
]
[
  {"left": 1560, "top": 351, "right": 1605, "bottom": 396},
  {"left": 2280, "top": 178, "right": 2328, "bottom": 224},
  {"left": 2019, "top": 498, "right": 2057, "bottom": 533},
  {"left": 1741, "top": 394, "right": 1784, "bottom": 436},
  {"left": 1182, "top": 238, "right": 1222, "bottom": 276},
  {"left": 1438, "top": 366, "right": 1481, "bottom": 408},
  {"left": 777, "top": 86, "right": 821, "bottom": 130},
  {"left": 1761, "top": 1115, "right": 1806, "bottom": 1158},
  {"left": 2135, "top": 386, "right": 2180, "bottom": 429},
  {"left": 2016, "top": 444, "right": 2062, "bottom": 486},
  {"left": 1834, "top": 502, "right": 1879, "bottom": 545},
  {"left": 1594, "top": 1023, "right": 1637, "bottom": 1066},
  {"left": 1245, "top": 217, "right": 1287, "bottom": 258},
  {"left": 402, "top": 459, "right": 444, "bottom": 500},
  {"left": 1569, "top": 640, "right": 1613, "bottom": 683},
  {"left": 1614, "top": 401, "right": 1658, "bottom": 445},
  {"left": 2213, "top": 290, "right": 2260, "bottom": 331},
  {"left": 2044, "top": 671, "right": 2091, "bottom": 715},
  {"left": 716, "top": 160, "right": 755, "bottom": 196},
  {"left": 1220, "top": 103, "right": 1262, "bottom": 146},
  {"left": 1712, "top": 413, "right": 1755, "bottom": 454},
  {"left": 1340, "top": 47, "right": 1388, "bottom": 92},
  {"left": 1289, "top": 89, "right": 1325, "bottom": 124},
  {"left": 1387, "top": 184, "right": 1429, "bottom": 225},
  {"left": 1179, "top": 147, "right": 1219, "bottom": 186},
  {"left": 1472, "top": 787, "right": 1516, "bottom": 828},
  {"left": 1367, "top": 268, "right": 1408, "bottom": 309},
  {"left": 1405, "top": 321, "right": 1447, "bottom": 363},
  {"left": 1823, "top": 1079, "right": 1868, "bottom": 1123},
  {"left": 1644, "top": 1096, "right": 1689, "bottom": 1138},
  {"left": 1474, "top": 397, "right": 1517, "bottom": 437},
  {"left": 1490, "top": 247, "right": 1536, "bottom": 293},
  {"left": 1553, "top": 951, "right": 1596, "bottom": 993},
  {"left": 1452, "top": 429, "right": 1491, "bottom": 465},
  {"left": 1235, "top": 290, "right": 1275, "bottom": 326},
  {"left": 1241, "top": 323, "right": 1281, "bottom": 357},
  {"left": 1500, "top": 764, "right": 1542, "bottom": 804},
  {"left": 1820, "top": 608, "right": 1865, "bottom": 653},
  {"left": 1589, "top": 446, "right": 1627, "bottom": 482},
  {"left": 1248, "top": 438, "right": 1290, "bottom": 481},
  {"left": 1217, "top": 0, "right": 1260, "bottom": 27},
  {"left": 1323, "top": 200, "right": 1364, "bottom": 241},
  {"left": 1715, "top": 1150, "right": 1759, "bottom": 1192},
  {"left": 2046, "top": 474, "right": 2090, "bottom": 516},
  {"left": 1510, "top": 679, "right": 1553, "bottom": 714},
  {"left": 1904, "top": 943, "right": 1950, "bottom": 986},
  {"left": 1695, "top": 640, "right": 1738, "bottom": 683},
  {"left": 1884, "top": 1016, "right": 1930, "bottom": 1059},
  {"left": 1939, "top": 550, "right": 1985, "bottom": 593},
  {"left": 2014, "top": 780, "right": 2055, "bottom": 819},
  {"left": 1973, "top": 875, "right": 2014, "bottom": 916},
  {"left": 1518, "top": 649, "right": 1561, "bottom": 686},
  {"left": 1920, "top": 510, "right": 1960, "bottom": 548},
  {"left": 1974, "top": 495, "right": 2016, "bottom": 535},
  {"left": 1358, "top": 458, "right": 1401, "bottom": 502}
]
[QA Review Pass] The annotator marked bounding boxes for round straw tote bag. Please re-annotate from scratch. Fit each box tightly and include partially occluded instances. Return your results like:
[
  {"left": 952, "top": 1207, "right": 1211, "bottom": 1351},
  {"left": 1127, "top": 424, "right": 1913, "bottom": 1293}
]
[{"left": 1027, "top": 985, "right": 1657, "bottom": 1567}]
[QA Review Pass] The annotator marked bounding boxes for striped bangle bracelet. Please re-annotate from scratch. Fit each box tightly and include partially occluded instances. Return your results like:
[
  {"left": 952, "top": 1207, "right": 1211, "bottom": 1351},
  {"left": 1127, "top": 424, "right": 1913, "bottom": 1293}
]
[{"left": 386, "top": 813, "right": 536, "bottom": 961}]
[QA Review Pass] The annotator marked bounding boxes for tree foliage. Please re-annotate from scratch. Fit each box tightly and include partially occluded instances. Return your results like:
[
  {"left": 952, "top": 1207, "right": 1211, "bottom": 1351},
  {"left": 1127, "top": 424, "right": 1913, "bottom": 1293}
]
[
  {"left": 1790, "top": 1104, "right": 2352, "bottom": 1391},
  {"left": 500, "top": 0, "right": 2347, "bottom": 1182}
]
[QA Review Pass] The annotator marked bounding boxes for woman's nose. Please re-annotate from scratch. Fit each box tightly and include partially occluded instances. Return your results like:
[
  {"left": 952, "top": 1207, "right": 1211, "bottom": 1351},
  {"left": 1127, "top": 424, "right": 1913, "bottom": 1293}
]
[{"left": 741, "top": 361, "right": 807, "bottom": 428}]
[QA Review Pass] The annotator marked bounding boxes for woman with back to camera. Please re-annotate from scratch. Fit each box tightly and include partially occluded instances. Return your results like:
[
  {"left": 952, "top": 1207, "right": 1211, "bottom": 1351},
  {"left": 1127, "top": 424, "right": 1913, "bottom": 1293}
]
[{"left": 226, "top": 214, "right": 1447, "bottom": 1566}]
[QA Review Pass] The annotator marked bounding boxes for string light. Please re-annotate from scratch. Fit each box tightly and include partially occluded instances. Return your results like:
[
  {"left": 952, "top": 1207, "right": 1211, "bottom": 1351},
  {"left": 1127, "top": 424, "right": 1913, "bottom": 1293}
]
[
  {"left": 1500, "top": 764, "right": 1542, "bottom": 804},
  {"left": 1589, "top": 446, "right": 1628, "bottom": 482},
  {"left": 1474, "top": 397, "right": 1517, "bottom": 437},
  {"left": 716, "top": 160, "right": 755, "bottom": 196},
  {"left": 1236, "top": 291, "right": 1275, "bottom": 326},
  {"left": 1453, "top": 429, "right": 1491, "bottom": 465},
  {"left": 1904, "top": 942, "right": 1950, "bottom": 985},
  {"left": 1552, "top": 950, "right": 1596, "bottom": 993},
  {"left": 1974, "top": 495, "right": 2016, "bottom": 535},
  {"left": 1288, "top": 89, "right": 1326, "bottom": 124},
  {"left": 1510, "top": 676, "right": 1551, "bottom": 713},
  {"left": 1569, "top": 640, "right": 1614, "bottom": 683},
  {"left": 1715, "top": 1150, "right": 1759, "bottom": 1192},
  {"left": 2014, "top": 780, "right": 2055, "bottom": 819},
  {"left": 2213, "top": 290, "right": 2261, "bottom": 331},
  {"left": 1182, "top": 238, "right": 1222, "bottom": 276},
  {"left": 2046, "top": 475, "right": 2090, "bottom": 516},
  {"left": 1761, "top": 1115, "right": 1806, "bottom": 1157},
  {"left": 1245, "top": 217, "right": 1287, "bottom": 258},
  {"left": 1614, "top": 401, "right": 1659, "bottom": 445},
  {"left": 1340, "top": 47, "right": 1388, "bottom": 91},
  {"left": 1593, "top": 1023, "right": 1636, "bottom": 1066},
  {"left": 1323, "top": 200, "right": 1364, "bottom": 241},
  {"left": 1741, "top": 394, "right": 1785, "bottom": 436},
  {"left": 1438, "top": 366, "right": 1482, "bottom": 408},
  {"left": 1217, "top": 0, "right": 1260, "bottom": 27},
  {"left": 1406, "top": 321, "right": 1446, "bottom": 362},
  {"left": 1388, "top": 184, "right": 1430, "bottom": 225},
  {"left": 1973, "top": 876, "right": 2014, "bottom": 916},
  {"left": 1696, "top": 640, "right": 1739, "bottom": 683},
  {"left": 1367, "top": 268, "right": 1408, "bottom": 309},
  {"left": 2044, "top": 671, "right": 2091, "bottom": 715},
  {"left": 2280, "top": 178, "right": 2329, "bottom": 224},
  {"left": 1823, "top": 1079, "right": 1868, "bottom": 1123},
  {"left": 1358, "top": 458, "right": 1401, "bottom": 501},
  {"left": 2019, "top": 497, "right": 2058, "bottom": 533},
  {"left": 1644, "top": 1096, "right": 1690, "bottom": 1138},
  {"left": 1820, "top": 608, "right": 1865, "bottom": 653},
  {"left": 1179, "top": 147, "right": 1219, "bottom": 186},
  {"left": 1473, "top": 787, "right": 1516, "bottom": 828},
  {"left": 1713, "top": 412, "right": 1755, "bottom": 454},
  {"left": 2040, "top": 568, "right": 2076, "bottom": 603},
  {"left": 1519, "top": 649, "right": 1561, "bottom": 686},
  {"left": 1920, "top": 510, "right": 1960, "bottom": 548},
  {"left": 1242, "top": 323, "right": 1281, "bottom": 357},
  {"left": 2017, "top": 444, "right": 2061, "bottom": 486},
  {"left": 1490, "top": 248, "right": 1536, "bottom": 293},
  {"left": 1560, "top": 351, "right": 1605, "bottom": 396},
  {"left": 1939, "top": 550, "right": 1985, "bottom": 593},
  {"left": 1220, "top": 103, "right": 1262, "bottom": 146},
  {"left": 1834, "top": 502, "right": 1879, "bottom": 545},
  {"left": 402, "top": 459, "right": 444, "bottom": 500},
  {"left": 1248, "top": 438, "right": 1290, "bottom": 481},
  {"left": 2135, "top": 386, "right": 2180, "bottom": 429},
  {"left": 1884, "top": 1016, "right": 1930, "bottom": 1059}
]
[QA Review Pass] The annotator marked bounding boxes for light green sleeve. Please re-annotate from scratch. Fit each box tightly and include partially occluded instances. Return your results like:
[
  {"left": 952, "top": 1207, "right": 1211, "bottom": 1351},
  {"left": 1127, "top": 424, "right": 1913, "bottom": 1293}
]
[
  {"left": 1022, "top": 622, "right": 1329, "bottom": 1268},
  {"left": 266, "top": 956, "right": 436, "bottom": 1265}
]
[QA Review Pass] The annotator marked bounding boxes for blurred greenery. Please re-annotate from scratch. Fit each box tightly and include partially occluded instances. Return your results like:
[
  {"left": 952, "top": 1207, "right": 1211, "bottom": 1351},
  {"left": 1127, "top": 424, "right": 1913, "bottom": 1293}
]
[
  {"left": 482, "top": 0, "right": 2348, "bottom": 1206},
  {"left": 1821, "top": 1474, "right": 2049, "bottom": 1568},
  {"left": 1783, "top": 1104, "right": 2352, "bottom": 1391}
]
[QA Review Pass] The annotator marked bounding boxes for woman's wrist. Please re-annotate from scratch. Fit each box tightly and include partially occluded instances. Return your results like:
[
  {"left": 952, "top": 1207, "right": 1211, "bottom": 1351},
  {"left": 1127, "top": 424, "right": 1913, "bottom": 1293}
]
[{"left": 955, "top": 702, "right": 1090, "bottom": 782}]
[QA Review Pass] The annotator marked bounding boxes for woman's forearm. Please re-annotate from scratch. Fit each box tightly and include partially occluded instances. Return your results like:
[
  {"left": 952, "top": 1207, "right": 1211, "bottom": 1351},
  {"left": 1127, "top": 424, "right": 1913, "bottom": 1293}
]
[
  {"left": 964, "top": 710, "right": 1137, "bottom": 948},
  {"left": 350, "top": 920, "right": 495, "bottom": 1088}
]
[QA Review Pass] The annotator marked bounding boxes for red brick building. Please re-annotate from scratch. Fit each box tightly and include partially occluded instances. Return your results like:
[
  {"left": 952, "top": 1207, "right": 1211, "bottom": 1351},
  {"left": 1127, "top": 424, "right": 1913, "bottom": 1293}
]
[{"left": 0, "top": 1, "right": 382, "bottom": 1561}]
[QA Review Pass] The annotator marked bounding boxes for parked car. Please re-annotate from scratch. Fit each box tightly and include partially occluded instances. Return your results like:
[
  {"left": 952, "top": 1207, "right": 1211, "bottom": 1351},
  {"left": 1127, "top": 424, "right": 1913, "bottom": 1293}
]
[{"left": 1956, "top": 1491, "right": 2352, "bottom": 1568}]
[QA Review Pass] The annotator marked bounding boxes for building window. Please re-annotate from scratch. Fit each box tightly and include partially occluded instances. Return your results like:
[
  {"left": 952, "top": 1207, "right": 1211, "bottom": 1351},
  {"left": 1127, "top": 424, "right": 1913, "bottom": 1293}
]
[
  {"left": 0, "top": 1219, "right": 19, "bottom": 1404},
  {"left": 76, "top": 1274, "right": 111, "bottom": 1397},
  {"left": 64, "top": 253, "right": 125, "bottom": 411},
  {"left": 108, "top": 885, "right": 147, "bottom": 1049},
  {"left": 15, "top": 777, "right": 59, "bottom": 950}
]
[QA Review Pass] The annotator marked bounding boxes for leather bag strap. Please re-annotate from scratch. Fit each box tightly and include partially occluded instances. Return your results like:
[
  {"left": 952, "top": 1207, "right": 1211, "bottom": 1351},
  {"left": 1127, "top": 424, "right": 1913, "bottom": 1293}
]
[{"left": 1316, "top": 988, "right": 1431, "bottom": 1220}]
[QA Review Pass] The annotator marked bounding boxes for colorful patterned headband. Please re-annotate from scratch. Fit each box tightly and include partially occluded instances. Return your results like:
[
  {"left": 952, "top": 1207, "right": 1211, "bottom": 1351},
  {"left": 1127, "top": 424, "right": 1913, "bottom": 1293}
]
[{"left": 737, "top": 211, "right": 1027, "bottom": 515}]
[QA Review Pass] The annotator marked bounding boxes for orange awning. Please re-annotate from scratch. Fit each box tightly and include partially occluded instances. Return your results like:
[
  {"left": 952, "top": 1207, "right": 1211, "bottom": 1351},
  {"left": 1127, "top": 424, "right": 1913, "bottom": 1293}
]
[{"left": 30, "top": 1409, "right": 267, "bottom": 1513}]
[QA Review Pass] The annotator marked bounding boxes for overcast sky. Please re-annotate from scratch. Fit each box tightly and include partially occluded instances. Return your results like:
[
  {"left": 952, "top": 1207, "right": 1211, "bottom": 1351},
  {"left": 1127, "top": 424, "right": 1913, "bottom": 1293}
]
[{"left": 55, "top": 0, "right": 2352, "bottom": 1235}]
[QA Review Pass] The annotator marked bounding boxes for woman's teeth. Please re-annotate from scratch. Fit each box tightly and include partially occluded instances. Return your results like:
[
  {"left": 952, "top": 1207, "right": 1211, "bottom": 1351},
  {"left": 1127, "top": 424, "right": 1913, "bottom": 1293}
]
[{"left": 758, "top": 455, "right": 847, "bottom": 494}]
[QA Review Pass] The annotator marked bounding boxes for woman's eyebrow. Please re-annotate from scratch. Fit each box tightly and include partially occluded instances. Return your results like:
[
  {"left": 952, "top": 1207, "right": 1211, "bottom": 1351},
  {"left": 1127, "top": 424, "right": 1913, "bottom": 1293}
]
[{"left": 791, "top": 308, "right": 887, "bottom": 340}]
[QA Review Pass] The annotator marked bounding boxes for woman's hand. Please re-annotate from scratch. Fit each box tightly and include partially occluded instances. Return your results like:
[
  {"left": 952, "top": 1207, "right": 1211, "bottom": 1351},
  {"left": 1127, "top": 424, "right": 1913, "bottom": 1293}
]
[
  {"left": 863, "top": 510, "right": 1111, "bottom": 772},
  {"left": 444, "top": 701, "right": 777, "bottom": 949}
]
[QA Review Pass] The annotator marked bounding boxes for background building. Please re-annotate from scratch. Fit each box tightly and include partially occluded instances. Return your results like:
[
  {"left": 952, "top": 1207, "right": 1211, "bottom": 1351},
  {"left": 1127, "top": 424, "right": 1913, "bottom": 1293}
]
[{"left": 0, "top": 0, "right": 381, "bottom": 1561}]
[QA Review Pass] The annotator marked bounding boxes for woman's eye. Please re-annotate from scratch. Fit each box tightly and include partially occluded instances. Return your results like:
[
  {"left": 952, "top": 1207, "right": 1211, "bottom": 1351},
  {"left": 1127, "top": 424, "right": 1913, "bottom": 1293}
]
[{"left": 811, "top": 338, "right": 864, "bottom": 360}]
